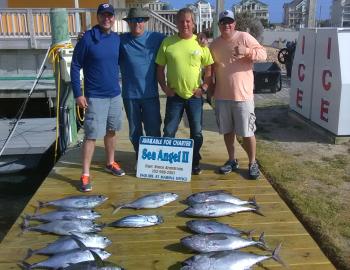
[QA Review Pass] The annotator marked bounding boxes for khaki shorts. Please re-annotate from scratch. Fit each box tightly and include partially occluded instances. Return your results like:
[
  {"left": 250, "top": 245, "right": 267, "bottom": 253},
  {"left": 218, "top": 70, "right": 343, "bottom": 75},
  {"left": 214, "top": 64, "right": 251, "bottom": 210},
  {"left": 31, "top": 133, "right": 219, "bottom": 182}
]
[{"left": 215, "top": 99, "right": 256, "bottom": 137}]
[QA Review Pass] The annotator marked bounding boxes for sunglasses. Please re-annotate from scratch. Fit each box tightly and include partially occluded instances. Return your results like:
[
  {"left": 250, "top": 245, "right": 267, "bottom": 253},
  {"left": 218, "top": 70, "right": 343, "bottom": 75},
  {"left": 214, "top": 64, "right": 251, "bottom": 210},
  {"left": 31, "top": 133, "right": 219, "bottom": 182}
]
[
  {"left": 219, "top": 19, "right": 235, "bottom": 25},
  {"left": 128, "top": 18, "right": 146, "bottom": 23}
]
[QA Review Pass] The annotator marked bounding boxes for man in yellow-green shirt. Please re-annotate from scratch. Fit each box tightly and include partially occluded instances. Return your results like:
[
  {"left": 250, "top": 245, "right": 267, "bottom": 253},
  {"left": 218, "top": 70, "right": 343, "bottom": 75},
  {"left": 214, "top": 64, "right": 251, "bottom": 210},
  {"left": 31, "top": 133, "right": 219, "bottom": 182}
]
[{"left": 156, "top": 8, "right": 213, "bottom": 175}]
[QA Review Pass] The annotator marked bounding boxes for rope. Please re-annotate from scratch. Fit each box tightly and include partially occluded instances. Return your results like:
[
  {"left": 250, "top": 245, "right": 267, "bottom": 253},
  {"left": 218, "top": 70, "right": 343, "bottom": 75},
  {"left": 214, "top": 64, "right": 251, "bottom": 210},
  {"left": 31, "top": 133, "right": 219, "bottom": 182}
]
[{"left": 48, "top": 42, "right": 74, "bottom": 163}]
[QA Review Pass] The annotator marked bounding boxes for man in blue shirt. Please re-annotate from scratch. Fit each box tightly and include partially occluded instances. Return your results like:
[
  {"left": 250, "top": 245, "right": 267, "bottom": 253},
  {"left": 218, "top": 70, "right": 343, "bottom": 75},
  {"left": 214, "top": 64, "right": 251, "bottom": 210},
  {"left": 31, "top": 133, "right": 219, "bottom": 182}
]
[
  {"left": 119, "top": 8, "right": 164, "bottom": 165},
  {"left": 71, "top": 3, "right": 125, "bottom": 192}
]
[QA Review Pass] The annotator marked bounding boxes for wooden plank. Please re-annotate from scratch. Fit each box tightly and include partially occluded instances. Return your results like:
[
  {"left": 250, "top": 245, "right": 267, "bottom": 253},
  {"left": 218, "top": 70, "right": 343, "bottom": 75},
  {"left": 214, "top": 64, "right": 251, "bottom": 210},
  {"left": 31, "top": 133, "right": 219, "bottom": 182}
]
[{"left": 0, "top": 98, "right": 335, "bottom": 269}]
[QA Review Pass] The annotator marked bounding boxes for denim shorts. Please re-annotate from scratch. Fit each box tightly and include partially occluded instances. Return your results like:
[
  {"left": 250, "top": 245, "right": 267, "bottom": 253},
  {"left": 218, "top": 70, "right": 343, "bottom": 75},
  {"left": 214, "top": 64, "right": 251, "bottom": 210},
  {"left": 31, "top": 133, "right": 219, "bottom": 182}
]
[
  {"left": 84, "top": 95, "right": 123, "bottom": 140},
  {"left": 215, "top": 99, "right": 256, "bottom": 137}
]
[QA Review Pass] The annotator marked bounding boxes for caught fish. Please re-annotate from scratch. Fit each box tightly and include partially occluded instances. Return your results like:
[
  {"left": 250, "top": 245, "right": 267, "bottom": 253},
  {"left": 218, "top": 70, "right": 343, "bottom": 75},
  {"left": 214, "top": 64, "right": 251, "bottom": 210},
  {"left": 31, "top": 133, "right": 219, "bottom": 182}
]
[
  {"left": 60, "top": 239, "right": 124, "bottom": 270},
  {"left": 62, "top": 261, "right": 125, "bottom": 270},
  {"left": 108, "top": 215, "right": 164, "bottom": 228},
  {"left": 21, "top": 219, "right": 102, "bottom": 235},
  {"left": 180, "top": 243, "right": 285, "bottom": 270},
  {"left": 25, "top": 209, "right": 101, "bottom": 222},
  {"left": 38, "top": 195, "right": 108, "bottom": 210},
  {"left": 62, "top": 249, "right": 124, "bottom": 270},
  {"left": 183, "top": 202, "right": 263, "bottom": 217},
  {"left": 186, "top": 220, "right": 253, "bottom": 236},
  {"left": 186, "top": 190, "right": 257, "bottom": 206},
  {"left": 24, "top": 232, "right": 111, "bottom": 259},
  {"left": 21, "top": 248, "right": 110, "bottom": 269},
  {"left": 112, "top": 192, "right": 178, "bottom": 214},
  {"left": 181, "top": 232, "right": 268, "bottom": 253}
]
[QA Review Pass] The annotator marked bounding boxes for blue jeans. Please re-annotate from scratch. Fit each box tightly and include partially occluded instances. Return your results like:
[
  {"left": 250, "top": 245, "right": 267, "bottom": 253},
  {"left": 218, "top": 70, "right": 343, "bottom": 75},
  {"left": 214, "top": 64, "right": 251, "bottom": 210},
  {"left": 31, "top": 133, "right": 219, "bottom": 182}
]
[
  {"left": 123, "top": 97, "right": 161, "bottom": 155},
  {"left": 163, "top": 94, "right": 203, "bottom": 166}
]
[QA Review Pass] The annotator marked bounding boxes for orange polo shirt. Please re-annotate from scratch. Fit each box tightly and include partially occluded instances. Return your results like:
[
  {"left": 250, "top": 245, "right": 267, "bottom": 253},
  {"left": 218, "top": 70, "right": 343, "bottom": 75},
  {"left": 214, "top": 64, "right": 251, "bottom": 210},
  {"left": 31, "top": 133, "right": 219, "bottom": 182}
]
[{"left": 210, "top": 31, "right": 267, "bottom": 101}]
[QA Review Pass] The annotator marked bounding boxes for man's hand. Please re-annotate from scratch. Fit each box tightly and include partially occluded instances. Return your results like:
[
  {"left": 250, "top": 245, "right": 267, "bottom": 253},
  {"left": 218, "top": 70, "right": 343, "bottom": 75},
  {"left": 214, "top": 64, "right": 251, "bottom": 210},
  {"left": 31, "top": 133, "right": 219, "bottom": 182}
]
[
  {"left": 197, "top": 32, "right": 208, "bottom": 47},
  {"left": 77, "top": 31, "right": 85, "bottom": 42},
  {"left": 193, "top": 87, "right": 203, "bottom": 98},
  {"left": 76, "top": 96, "right": 88, "bottom": 109},
  {"left": 163, "top": 86, "right": 175, "bottom": 97},
  {"left": 234, "top": 44, "right": 248, "bottom": 57}
]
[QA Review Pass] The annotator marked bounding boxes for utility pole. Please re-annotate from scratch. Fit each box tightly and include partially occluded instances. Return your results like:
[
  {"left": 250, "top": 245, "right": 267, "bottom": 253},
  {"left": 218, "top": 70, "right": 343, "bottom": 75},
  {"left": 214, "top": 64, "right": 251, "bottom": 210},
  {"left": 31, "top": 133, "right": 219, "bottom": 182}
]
[
  {"left": 214, "top": 0, "right": 225, "bottom": 38},
  {"left": 306, "top": 0, "right": 316, "bottom": 28}
]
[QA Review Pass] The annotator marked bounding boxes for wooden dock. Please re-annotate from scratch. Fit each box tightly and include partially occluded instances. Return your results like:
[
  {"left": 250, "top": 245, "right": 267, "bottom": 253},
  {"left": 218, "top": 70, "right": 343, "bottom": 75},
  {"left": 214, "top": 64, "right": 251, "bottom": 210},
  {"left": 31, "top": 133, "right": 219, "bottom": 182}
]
[{"left": 0, "top": 100, "right": 335, "bottom": 269}]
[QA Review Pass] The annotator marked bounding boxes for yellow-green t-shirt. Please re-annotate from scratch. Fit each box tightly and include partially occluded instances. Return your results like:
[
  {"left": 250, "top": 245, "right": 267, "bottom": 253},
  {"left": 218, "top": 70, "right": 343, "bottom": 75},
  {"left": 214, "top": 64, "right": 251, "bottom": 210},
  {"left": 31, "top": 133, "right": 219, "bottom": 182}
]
[{"left": 155, "top": 34, "right": 214, "bottom": 99}]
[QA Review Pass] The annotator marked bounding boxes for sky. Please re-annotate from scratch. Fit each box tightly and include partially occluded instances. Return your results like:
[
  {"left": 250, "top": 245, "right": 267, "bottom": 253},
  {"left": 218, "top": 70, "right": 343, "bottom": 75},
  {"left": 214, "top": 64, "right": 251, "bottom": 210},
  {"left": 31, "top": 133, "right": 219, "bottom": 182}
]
[{"left": 167, "top": 0, "right": 332, "bottom": 23}]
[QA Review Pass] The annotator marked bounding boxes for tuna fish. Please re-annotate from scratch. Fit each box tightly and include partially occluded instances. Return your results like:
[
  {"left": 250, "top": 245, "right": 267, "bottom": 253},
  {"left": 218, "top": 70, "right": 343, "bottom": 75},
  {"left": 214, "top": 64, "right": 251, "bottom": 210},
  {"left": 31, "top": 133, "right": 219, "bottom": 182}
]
[
  {"left": 25, "top": 209, "right": 101, "bottom": 222},
  {"left": 61, "top": 249, "right": 124, "bottom": 270},
  {"left": 21, "top": 219, "right": 102, "bottom": 235},
  {"left": 24, "top": 232, "right": 111, "bottom": 259},
  {"left": 21, "top": 248, "right": 111, "bottom": 269},
  {"left": 37, "top": 195, "right": 108, "bottom": 210},
  {"left": 108, "top": 215, "right": 164, "bottom": 228},
  {"left": 112, "top": 192, "right": 178, "bottom": 214},
  {"left": 186, "top": 220, "right": 253, "bottom": 236},
  {"left": 180, "top": 243, "right": 285, "bottom": 270},
  {"left": 180, "top": 232, "right": 268, "bottom": 253},
  {"left": 186, "top": 190, "right": 257, "bottom": 206},
  {"left": 183, "top": 202, "right": 263, "bottom": 217}
]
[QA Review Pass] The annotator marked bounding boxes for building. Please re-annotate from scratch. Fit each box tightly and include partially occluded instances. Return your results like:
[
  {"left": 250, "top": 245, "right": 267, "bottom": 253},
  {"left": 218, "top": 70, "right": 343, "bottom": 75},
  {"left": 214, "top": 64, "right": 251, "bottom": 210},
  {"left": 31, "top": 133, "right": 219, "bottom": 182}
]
[
  {"left": 187, "top": 0, "right": 213, "bottom": 33},
  {"left": 331, "top": 0, "right": 350, "bottom": 27},
  {"left": 232, "top": 0, "right": 269, "bottom": 21},
  {"left": 283, "top": 0, "right": 307, "bottom": 29},
  {"left": 4, "top": 0, "right": 160, "bottom": 9}
]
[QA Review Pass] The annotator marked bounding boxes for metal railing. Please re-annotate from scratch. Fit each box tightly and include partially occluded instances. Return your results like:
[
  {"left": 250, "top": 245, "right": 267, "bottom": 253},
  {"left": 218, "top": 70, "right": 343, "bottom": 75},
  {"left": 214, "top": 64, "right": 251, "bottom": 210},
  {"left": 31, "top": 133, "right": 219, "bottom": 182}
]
[{"left": 0, "top": 8, "right": 177, "bottom": 49}]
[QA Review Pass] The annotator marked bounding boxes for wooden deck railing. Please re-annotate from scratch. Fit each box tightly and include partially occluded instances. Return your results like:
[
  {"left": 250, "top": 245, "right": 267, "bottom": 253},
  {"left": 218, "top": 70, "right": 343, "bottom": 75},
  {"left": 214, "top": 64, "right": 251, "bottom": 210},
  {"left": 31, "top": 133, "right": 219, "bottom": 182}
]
[{"left": 0, "top": 8, "right": 177, "bottom": 48}]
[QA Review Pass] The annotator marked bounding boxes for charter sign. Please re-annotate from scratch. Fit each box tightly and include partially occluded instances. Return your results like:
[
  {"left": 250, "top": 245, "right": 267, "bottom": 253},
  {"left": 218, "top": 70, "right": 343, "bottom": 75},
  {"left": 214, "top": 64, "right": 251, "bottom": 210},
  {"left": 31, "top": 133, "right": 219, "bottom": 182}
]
[{"left": 137, "top": 136, "right": 193, "bottom": 182}]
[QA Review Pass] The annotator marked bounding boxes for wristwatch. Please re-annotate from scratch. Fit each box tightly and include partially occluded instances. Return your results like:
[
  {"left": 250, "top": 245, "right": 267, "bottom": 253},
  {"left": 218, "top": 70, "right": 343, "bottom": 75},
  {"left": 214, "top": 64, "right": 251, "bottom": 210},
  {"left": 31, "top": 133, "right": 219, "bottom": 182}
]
[{"left": 200, "top": 85, "right": 207, "bottom": 94}]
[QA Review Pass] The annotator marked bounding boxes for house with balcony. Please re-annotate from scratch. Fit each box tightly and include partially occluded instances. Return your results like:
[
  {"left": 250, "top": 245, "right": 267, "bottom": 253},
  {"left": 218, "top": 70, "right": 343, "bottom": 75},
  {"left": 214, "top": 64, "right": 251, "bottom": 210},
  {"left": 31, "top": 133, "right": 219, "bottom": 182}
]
[
  {"left": 232, "top": 0, "right": 269, "bottom": 21},
  {"left": 187, "top": 0, "right": 213, "bottom": 33},
  {"left": 331, "top": 0, "right": 350, "bottom": 27},
  {"left": 283, "top": 0, "right": 307, "bottom": 29}
]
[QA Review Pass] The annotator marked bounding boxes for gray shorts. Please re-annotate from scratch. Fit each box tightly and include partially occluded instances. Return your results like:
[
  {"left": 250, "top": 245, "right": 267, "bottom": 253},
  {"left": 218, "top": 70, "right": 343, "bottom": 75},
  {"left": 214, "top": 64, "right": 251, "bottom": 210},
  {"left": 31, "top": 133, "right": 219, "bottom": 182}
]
[
  {"left": 215, "top": 99, "right": 256, "bottom": 137},
  {"left": 84, "top": 95, "right": 123, "bottom": 140}
]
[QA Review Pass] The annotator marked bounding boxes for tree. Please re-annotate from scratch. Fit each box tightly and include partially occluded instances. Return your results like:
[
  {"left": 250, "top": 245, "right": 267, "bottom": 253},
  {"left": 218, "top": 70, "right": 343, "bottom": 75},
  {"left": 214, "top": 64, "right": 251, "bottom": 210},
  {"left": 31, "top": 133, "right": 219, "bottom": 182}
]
[
  {"left": 260, "top": 18, "right": 269, "bottom": 28},
  {"left": 234, "top": 11, "right": 264, "bottom": 42}
]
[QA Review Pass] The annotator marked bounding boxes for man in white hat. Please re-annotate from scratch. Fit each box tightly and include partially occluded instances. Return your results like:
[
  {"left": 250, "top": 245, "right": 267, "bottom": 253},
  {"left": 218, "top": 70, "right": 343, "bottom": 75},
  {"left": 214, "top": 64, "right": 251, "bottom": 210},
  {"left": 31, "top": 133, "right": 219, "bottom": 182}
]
[{"left": 209, "top": 10, "right": 267, "bottom": 179}]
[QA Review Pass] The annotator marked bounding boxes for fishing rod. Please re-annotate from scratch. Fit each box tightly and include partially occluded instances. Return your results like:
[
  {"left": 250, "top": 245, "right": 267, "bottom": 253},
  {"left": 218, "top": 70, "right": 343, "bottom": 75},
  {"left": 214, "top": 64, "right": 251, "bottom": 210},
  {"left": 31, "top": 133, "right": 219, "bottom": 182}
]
[{"left": 0, "top": 47, "right": 50, "bottom": 158}]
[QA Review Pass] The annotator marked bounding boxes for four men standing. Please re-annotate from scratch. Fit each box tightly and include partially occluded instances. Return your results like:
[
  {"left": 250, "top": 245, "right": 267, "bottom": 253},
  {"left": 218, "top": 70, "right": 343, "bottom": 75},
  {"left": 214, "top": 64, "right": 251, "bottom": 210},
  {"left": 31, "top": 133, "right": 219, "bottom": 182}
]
[{"left": 71, "top": 4, "right": 266, "bottom": 191}]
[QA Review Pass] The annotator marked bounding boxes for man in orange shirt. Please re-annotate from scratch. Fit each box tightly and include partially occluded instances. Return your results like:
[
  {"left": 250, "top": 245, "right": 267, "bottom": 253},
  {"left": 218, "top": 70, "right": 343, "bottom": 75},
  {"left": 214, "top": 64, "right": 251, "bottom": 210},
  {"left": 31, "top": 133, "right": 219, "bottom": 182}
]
[{"left": 209, "top": 10, "right": 267, "bottom": 179}]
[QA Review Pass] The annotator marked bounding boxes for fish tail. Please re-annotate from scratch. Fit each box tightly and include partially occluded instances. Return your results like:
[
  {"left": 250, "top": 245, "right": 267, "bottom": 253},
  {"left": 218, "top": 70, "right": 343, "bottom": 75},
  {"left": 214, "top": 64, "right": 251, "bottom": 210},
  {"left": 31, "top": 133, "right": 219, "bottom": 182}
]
[
  {"left": 36, "top": 201, "right": 45, "bottom": 212},
  {"left": 111, "top": 203, "right": 123, "bottom": 215},
  {"left": 23, "top": 248, "right": 34, "bottom": 261},
  {"left": 243, "top": 229, "right": 255, "bottom": 238},
  {"left": 249, "top": 196, "right": 258, "bottom": 207},
  {"left": 17, "top": 261, "right": 31, "bottom": 270},
  {"left": 272, "top": 243, "right": 287, "bottom": 268},
  {"left": 258, "top": 232, "right": 269, "bottom": 250},
  {"left": 20, "top": 216, "right": 29, "bottom": 232},
  {"left": 253, "top": 206, "right": 264, "bottom": 216}
]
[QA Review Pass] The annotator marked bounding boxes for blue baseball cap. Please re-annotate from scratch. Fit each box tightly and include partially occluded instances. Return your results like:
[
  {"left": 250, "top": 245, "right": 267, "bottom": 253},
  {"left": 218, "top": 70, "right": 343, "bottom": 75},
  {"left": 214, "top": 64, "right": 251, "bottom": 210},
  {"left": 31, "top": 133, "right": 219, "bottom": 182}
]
[{"left": 97, "top": 3, "right": 115, "bottom": 15}]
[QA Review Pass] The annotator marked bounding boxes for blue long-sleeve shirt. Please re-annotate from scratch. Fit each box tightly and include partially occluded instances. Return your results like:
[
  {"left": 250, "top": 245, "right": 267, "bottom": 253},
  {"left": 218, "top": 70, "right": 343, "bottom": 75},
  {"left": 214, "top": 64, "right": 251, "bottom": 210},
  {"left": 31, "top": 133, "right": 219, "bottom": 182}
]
[
  {"left": 119, "top": 31, "right": 164, "bottom": 99},
  {"left": 71, "top": 25, "right": 121, "bottom": 98}
]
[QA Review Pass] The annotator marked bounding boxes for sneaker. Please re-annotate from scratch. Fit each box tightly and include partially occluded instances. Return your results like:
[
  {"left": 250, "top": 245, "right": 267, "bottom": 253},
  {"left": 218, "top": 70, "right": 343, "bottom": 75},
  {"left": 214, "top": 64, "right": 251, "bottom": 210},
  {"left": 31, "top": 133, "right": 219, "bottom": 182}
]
[
  {"left": 249, "top": 161, "right": 260, "bottom": 180},
  {"left": 219, "top": 159, "right": 239, "bottom": 174},
  {"left": 80, "top": 175, "right": 92, "bottom": 192},
  {"left": 192, "top": 165, "right": 203, "bottom": 175},
  {"left": 105, "top": 161, "right": 125, "bottom": 176}
]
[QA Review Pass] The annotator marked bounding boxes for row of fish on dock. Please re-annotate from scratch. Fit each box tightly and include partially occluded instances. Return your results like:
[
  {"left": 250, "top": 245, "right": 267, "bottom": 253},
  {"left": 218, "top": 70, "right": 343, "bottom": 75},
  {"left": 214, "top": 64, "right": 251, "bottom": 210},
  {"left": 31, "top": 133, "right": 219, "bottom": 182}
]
[{"left": 19, "top": 190, "right": 286, "bottom": 269}]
